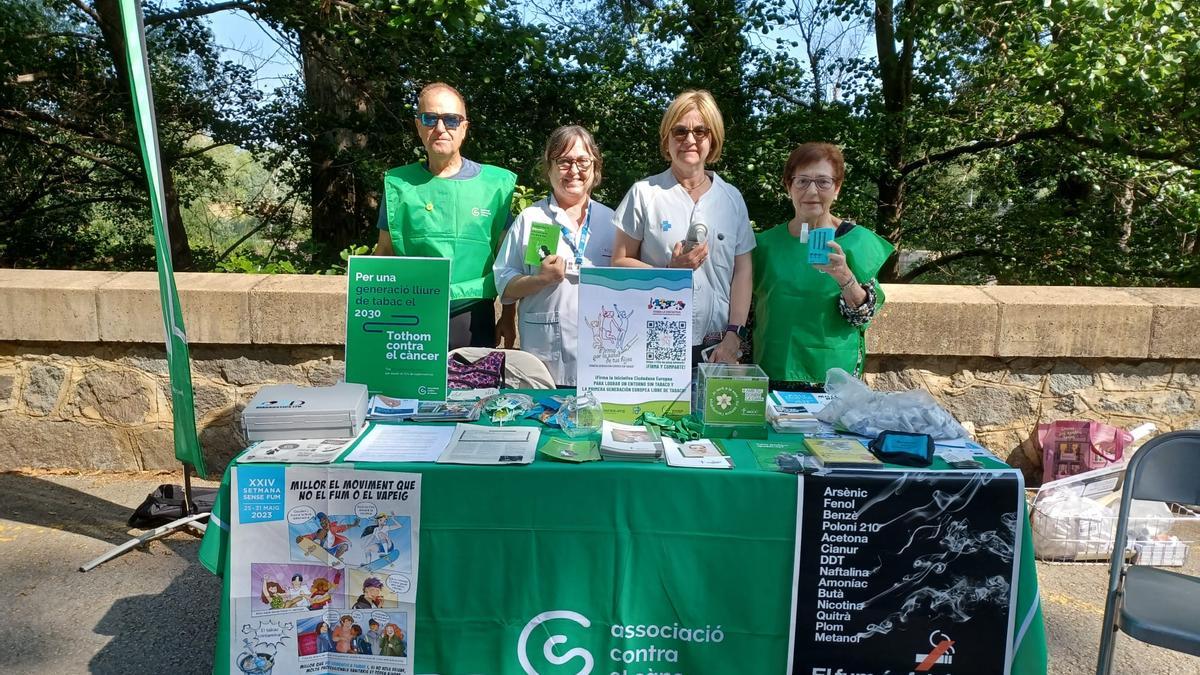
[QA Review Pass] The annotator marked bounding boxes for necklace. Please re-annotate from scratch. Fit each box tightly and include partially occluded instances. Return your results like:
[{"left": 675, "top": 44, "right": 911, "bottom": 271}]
[{"left": 679, "top": 174, "right": 709, "bottom": 193}]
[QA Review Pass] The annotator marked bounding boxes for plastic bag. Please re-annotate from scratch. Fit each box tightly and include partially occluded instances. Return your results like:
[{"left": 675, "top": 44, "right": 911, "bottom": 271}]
[
  {"left": 1031, "top": 491, "right": 1115, "bottom": 560},
  {"left": 816, "top": 368, "right": 970, "bottom": 440},
  {"left": 1127, "top": 500, "right": 1175, "bottom": 540}
]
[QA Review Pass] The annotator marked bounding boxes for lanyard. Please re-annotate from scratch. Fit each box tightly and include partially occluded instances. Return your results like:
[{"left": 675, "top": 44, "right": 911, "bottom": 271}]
[{"left": 556, "top": 198, "right": 591, "bottom": 266}]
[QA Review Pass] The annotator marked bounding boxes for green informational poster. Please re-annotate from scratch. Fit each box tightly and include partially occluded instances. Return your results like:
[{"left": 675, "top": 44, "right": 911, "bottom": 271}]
[
  {"left": 524, "top": 221, "right": 559, "bottom": 266},
  {"left": 345, "top": 256, "right": 450, "bottom": 399}
]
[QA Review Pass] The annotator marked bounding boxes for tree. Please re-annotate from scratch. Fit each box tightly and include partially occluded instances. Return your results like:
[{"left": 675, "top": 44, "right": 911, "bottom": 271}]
[
  {"left": 0, "top": 0, "right": 263, "bottom": 270},
  {"left": 863, "top": 0, "right": 1199, "bottom": 280}
]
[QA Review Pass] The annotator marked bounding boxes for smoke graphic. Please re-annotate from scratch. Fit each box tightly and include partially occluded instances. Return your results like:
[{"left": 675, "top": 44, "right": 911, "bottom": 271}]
[
  {"left": 854, "top": 575, "right": 1011, "bottom": 640},
  {"left": 845, "top": 471, "right": 1017, "bottom": 642}
]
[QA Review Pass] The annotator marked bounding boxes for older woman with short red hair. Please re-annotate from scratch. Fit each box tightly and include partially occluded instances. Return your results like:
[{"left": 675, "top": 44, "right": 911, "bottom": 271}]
[{"left": 752, "top": 142, "right": 894, "bottom": 389}]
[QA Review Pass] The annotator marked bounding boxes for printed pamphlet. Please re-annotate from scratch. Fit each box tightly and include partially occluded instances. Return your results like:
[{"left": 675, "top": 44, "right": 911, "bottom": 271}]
[{"left": 239, "top": 439, "right": 355, "bottom": 464}]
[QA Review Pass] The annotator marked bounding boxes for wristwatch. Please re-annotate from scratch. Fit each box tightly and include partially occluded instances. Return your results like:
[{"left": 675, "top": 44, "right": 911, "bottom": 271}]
[{"left": 725, "top": 323, "right": 747, "bottom": 339}]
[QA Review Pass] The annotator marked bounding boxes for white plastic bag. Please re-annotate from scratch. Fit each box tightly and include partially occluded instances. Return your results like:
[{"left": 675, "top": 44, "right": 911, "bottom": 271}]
[
  {"left": 1032, "top": 491, "right": 1115, "bottom": 560},
  {"left": 815, "top": 368, "right": 970, "bottom": 440}
]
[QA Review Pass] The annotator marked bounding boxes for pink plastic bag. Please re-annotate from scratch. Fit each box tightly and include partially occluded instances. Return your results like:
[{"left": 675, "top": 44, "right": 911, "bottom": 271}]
[{"left": 1038, "top": 420, "right": 1131, "bottom": 484}]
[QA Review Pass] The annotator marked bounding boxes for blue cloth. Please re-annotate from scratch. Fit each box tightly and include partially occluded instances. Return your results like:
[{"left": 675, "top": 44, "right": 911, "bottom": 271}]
[{"left": 376, "top": 158, "right": 484, "bottom": 229}]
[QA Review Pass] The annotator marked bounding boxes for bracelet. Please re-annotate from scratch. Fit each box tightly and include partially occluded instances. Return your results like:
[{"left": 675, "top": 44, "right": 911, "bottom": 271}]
[{"left": 838, "top": 275, "right": 858, "bottom": 291}]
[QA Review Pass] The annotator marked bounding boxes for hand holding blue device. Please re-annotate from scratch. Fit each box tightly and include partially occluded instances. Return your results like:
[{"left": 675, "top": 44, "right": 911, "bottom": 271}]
[{"left": 807, "top": 226, "right": 835, "bottom": 265}]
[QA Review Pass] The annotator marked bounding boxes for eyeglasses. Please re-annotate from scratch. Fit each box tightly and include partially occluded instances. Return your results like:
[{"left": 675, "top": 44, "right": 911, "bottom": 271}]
[
  {"left": 415, "top": 112, "right": 467, "bottom": 129},
  {"left": 554, "top": 156, "right": 593, "bottom": 172},
  {"left": 670, "top": 125, "right": 711, "bottom": 142},
  {"left": 791, "top": 175, "right": 836, "bottom": 191}
]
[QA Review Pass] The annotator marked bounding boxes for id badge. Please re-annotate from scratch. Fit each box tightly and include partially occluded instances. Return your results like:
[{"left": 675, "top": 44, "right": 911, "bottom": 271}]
[{"left": 565, "top": 259, "right": 581, "bottom": 277}]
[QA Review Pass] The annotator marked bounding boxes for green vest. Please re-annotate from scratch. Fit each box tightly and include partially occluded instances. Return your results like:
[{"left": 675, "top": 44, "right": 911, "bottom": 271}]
[
  {"left": 752, "top": 223, "right": 894, "bottom": 384},
  {"left": 384, "top": 162, "right": 517, "bottom": 309}
]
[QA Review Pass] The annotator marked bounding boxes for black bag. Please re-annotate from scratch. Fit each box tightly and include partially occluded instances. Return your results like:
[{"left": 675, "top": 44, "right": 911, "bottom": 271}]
[{"left": 127, "top": 483, "right": 218, "bottom": 529}]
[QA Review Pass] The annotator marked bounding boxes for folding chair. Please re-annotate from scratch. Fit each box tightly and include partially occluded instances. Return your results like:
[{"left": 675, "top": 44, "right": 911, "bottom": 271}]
[
  {"left": 1096, "top": 430, "right": 1200, "bottom": 674},
  {"left": 448, "top": 348, "right": 556, "bottom": 390}
]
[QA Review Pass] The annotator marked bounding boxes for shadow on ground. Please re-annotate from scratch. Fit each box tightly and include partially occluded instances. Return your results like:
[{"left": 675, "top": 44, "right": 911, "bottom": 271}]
[{"left": 0, "top": 472, "right": 220, "bottom": 674}]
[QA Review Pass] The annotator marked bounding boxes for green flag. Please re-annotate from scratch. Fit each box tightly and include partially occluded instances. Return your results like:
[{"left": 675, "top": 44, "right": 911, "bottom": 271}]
[{"left": 117, "top": 0, "right": 206, "bottom": 477}]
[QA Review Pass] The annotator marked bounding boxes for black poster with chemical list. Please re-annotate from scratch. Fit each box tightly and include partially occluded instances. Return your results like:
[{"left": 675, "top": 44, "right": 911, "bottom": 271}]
[{"left": 790, "top": 469, "right": 1024, "bottom": 675}]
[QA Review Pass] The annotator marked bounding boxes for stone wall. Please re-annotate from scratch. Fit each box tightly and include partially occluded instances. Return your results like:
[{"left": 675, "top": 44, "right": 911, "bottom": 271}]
[{"left": 1, "top": 270, "right": 1197, "bottom": 479}]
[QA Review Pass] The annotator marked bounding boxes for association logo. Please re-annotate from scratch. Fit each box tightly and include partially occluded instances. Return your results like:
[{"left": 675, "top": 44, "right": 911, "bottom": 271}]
[
  {"left": 711, "top": 386, "right": 737, "bottom": 416},
  {"left": 914, "top": 629, "right": 955, "bottom": 671},
  {"left": 472, "top": 206, "right": 493, "bottom": 217},
  {"left": 660, "top": 219, "right": 672, "bottom": 232},
  {"left": 255, "top": 400, "right": 305, "bottom": 409},
  {"left": 517, "top": 610, "right": 594, "bottom": 675}
]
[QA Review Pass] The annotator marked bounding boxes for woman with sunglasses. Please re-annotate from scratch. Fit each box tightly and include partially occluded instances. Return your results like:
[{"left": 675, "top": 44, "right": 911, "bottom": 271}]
[
  {"left": 752, "top": 142, "right": 893, "bottom": 389},
  {"left": 493, "top": 125, "right": 616, "bottom": 385},
  {"left": 611, "top": 90, "right": 755, "bottom": 366}
]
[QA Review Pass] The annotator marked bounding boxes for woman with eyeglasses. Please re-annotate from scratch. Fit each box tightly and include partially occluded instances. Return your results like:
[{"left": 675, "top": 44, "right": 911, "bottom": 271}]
[
  {"left": 611, "top": 90, "right": 755, "bottom": 366},
  {"left": 752, "top": 142, "right": 894, "bottom": 389},
  {"left": 493, "top": 125, "right": 616, "bottom": 386}
]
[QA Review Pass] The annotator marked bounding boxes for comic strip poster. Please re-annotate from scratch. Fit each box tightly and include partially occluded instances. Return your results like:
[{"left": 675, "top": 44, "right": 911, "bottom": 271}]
[
  {"left": 229, "top": 466, "right": 420, "bottom": 675},
  {"left": 577, "top": 267, "right": 693, "bottom": 421}
]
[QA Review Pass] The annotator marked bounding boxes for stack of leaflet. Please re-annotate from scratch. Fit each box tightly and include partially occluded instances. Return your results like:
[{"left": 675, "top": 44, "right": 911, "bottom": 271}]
[
  {"left": 767, "top": 390, "right": 833, "bottom": 434},
  {"left": 408, "top": 400, "right": 484, "bottom": 422},
  {"left": 600, "top": 421, "right": 663, "bottom": 462},
  {"left": 365, "top": 396, "right": 483, "bottom": 423}
]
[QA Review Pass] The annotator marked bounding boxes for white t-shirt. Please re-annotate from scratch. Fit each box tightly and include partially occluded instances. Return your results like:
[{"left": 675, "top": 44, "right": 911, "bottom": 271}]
[
  {"left": 494, "top": 195, "right": 616, "bottom": 385},
  {"left": 612, "top": 169, "right": 755, "bottom": 345}
]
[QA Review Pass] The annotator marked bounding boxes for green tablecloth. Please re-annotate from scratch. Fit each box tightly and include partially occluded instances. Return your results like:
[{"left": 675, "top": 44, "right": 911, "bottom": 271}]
[{"left": 200, "top": 413, "right": 1048, "bottom": 674}]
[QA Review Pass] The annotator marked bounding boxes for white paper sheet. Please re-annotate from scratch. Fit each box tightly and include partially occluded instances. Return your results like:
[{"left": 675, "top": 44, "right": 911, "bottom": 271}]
[
  {"left": 436, "top": 424, "right": 538, "bottom": 465},
  {"left": 344, "top": 424, "right": 455, "bottom": 463}
]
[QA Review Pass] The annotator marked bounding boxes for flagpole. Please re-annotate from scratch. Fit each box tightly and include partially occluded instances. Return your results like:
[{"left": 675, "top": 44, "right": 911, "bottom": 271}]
[{"left": 81, "top": 0, "right": 210, "bottom": 571}]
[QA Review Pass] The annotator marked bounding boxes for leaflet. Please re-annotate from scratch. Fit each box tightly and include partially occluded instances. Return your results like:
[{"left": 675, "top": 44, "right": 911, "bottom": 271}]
[
  {"left": 230, "top": 466, "right": 420, "bottom": 675},
  {"left": 436, "top": 424, "right": 539, "bottom": 465},
  {"left": 239, "top": 439, "right": 354, "bottom": 464}
]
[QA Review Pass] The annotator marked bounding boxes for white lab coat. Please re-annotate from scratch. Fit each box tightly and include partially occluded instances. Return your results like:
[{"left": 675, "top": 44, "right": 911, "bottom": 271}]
[
  {"left": 494, "top": 195, "right": 616, "bottom": 385},
  {"left": 612, "top": 170, "right": 755, "bottom": 344}
]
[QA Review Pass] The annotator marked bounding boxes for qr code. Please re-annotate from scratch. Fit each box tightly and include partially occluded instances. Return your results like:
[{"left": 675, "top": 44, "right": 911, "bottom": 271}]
[{"left": 646, "top": 320, "right": 687, "bottom": 363}]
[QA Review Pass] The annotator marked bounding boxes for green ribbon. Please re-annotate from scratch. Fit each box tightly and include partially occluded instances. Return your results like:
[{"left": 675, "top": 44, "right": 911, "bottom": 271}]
[{"left": 635, "top": 412, "right": 704, "bottom": 443}]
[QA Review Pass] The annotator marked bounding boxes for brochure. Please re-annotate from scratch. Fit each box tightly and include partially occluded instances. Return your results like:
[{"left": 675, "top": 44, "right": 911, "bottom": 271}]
[
  {"left": 437, "top": 424, "right": 539, "bottom": 465},
  {"left": 239, "top": 438, "right": 354, "bottom": 464},
  {"left": 600, "top": 421, "right": 663, "bottom": 461},
  {"left": 662, "top": 438, "right": 732, "bottom": 469},
  {"left": 367, "top": 395, "right": 419, "bottom": 420},
  {"left": 743, "top": 440, "right": 807, "bottom": 472},
  {"left": 538, "top": 437, "right": 601, "bottom": 463},
  {"left": 525, "top": 221, "right": 560, "bottom": 266},
  {"left": 804, "top": 437, "right": 881, "bottom": 467}
]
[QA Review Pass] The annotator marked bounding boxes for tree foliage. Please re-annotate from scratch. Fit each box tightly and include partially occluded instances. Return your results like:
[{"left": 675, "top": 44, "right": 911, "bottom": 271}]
[{"left": 0, "top": 0, "right": 1196, "bottom": 285}]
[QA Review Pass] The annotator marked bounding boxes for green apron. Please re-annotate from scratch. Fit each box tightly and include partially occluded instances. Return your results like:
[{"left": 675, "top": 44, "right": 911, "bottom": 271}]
[
  {"left": 752, "top": 223, "right": 894, "bottom": 383},
  {"left": 384, "top": 162, "right": 517, "bottom": 312}
]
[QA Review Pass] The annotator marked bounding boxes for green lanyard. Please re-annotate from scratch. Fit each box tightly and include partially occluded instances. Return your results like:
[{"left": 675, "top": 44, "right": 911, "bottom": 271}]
[{"left": 635, "top": 412, "right": 704, "bottom": 443}]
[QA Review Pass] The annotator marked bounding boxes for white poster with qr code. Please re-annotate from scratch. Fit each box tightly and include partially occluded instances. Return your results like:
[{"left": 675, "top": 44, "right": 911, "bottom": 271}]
[{"left": 576, "top": 267, "right": 693, "bottom": 422}]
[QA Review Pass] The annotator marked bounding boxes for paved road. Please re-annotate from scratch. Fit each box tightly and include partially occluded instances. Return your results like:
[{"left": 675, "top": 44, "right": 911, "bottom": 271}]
[{"left": 1, "top": 471, "right": 1197, "bottom": 674}]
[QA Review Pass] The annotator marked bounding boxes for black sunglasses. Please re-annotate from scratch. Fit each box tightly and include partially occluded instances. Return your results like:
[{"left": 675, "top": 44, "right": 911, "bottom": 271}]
[{"left": 415, "top": 112, "right": 467, "bottom": 129}]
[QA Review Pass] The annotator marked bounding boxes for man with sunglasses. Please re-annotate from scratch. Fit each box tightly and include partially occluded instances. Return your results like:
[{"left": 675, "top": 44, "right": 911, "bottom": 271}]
[{"left": 375, "top": 82, "right": 518, "bottom": 349}]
